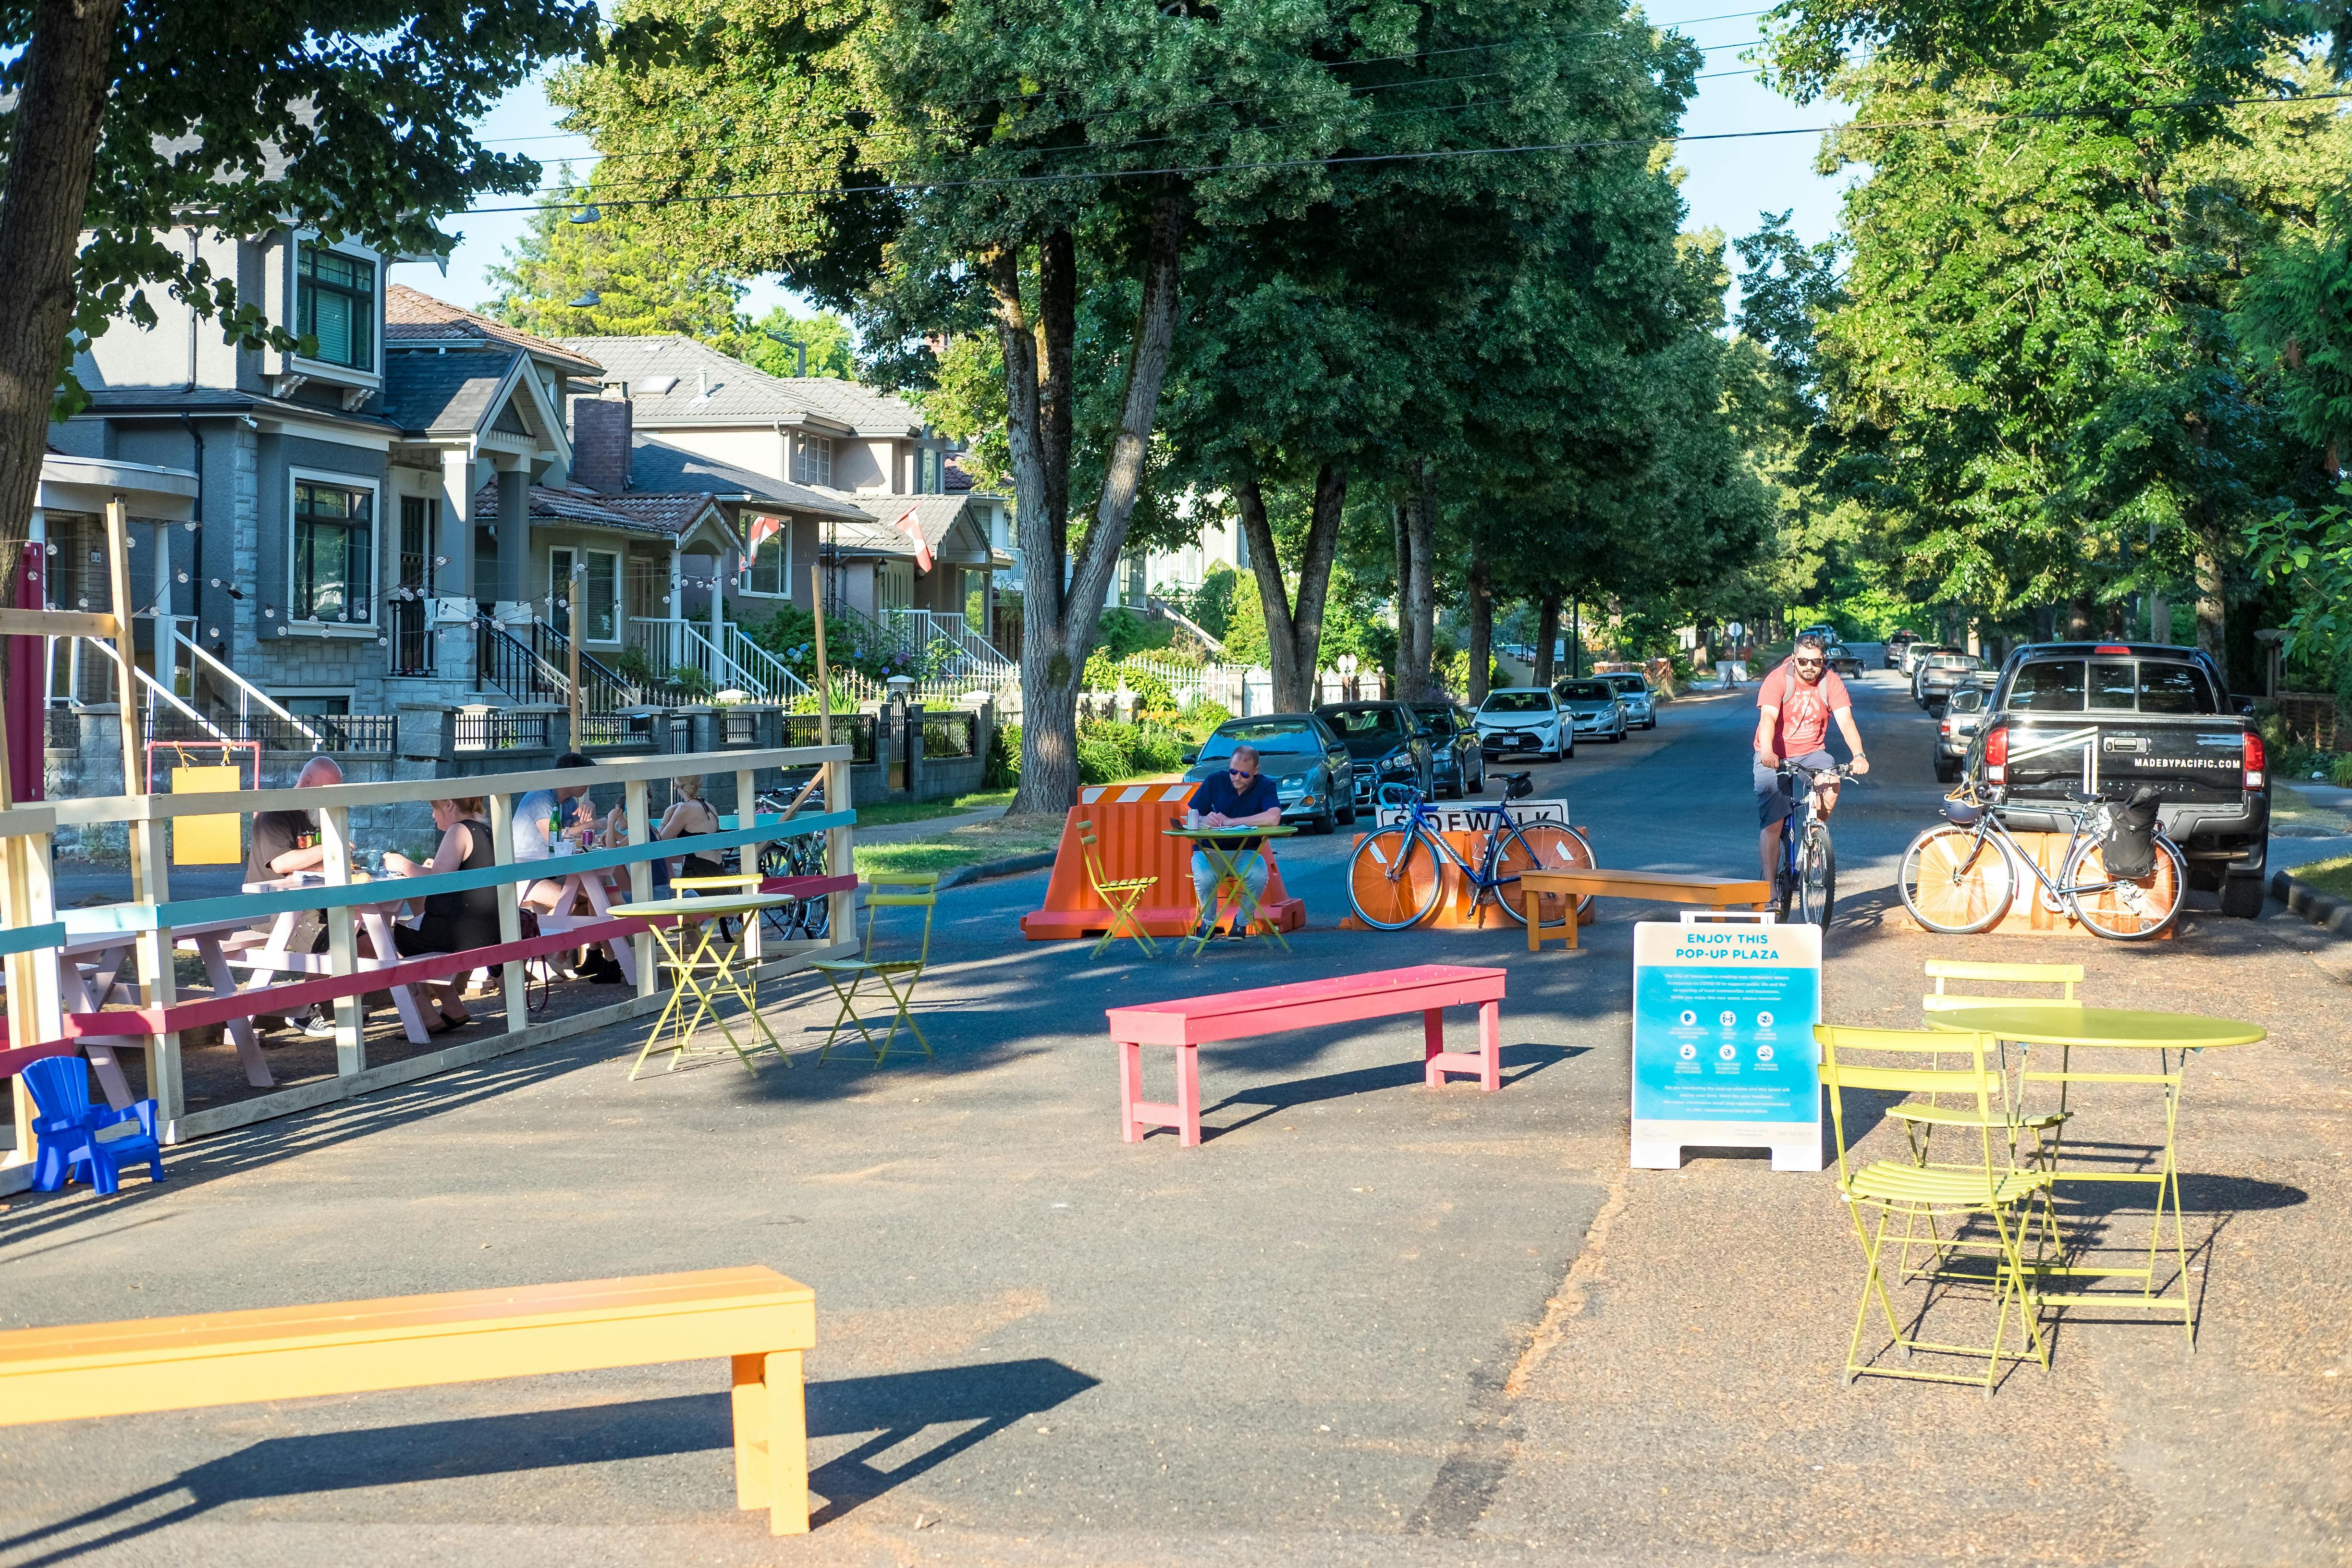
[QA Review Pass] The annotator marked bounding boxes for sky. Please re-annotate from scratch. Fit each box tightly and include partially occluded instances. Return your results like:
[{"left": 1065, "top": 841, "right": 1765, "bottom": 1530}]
[{"left": 393, "top": 10, "right": 1855, "bottom": 332}]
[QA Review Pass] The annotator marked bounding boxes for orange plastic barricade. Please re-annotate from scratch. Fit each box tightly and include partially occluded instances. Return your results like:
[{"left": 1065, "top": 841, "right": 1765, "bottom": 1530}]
[
  {"left": 1896, "top": 830, "right": 2176, "bottom": 941},
  {"left": 1021, "top": 783, "right": 1307, "bottom": 940}
]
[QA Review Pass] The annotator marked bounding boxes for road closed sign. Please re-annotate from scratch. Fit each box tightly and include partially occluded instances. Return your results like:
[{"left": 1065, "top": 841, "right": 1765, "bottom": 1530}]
[{"left": 1629, "top": 919, "right": 1823, "bottom": 1171}]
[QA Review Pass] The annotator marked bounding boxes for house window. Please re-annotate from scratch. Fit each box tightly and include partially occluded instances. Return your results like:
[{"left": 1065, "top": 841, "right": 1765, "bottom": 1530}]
[
  {"left": 292, "top": 479, "right": 374, "bottom": 623},
  {"left": 550, "top": 546, "right": 621, "bottom": 642},
  {"left": 745, "top": 519, "right": 790, "bottom": 595},
  {"left": 297, "top": 246, "right": 375, "bottom": 371},
  {"left": 796, "top": 436, "right": 833, "bottom": 488}
]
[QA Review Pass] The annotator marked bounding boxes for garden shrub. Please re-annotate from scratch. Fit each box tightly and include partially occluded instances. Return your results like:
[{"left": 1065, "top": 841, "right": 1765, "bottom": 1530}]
[
  {"left": 1078, "top": 734, "right": 1129, "bottom": 784},
  {"left": 986, "top": 721, "right": 1022, "bottom": 788},
  {"left": 2332, "top": 753, "right": 2352, "bottom": 788}
]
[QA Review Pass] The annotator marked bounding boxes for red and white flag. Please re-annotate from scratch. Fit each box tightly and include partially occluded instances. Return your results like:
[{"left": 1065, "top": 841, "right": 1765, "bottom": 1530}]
[
  {"left": 890, "top": 503, "right": 933, "bottom": 572},
  {"left": 745, "top": 512, "right": 784, "bottom": 558}
]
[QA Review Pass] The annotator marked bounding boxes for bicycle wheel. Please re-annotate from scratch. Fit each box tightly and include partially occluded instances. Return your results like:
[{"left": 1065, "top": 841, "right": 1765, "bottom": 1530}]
[
  {"left": 1348, "top": 827, "right": 1445, "bottom": 930},
  {"left": 1492, "top": 822, "right": 1596, "bottom": 928},
  {"left": 1899, "top": 825, "right": 2014, "bottom": 934},
  {"left": 1798, "top": 824, "right": 1837, "bottom": 932},
  {"left": 2064, "top": 834, "right": 2185, "bottom": 940}
]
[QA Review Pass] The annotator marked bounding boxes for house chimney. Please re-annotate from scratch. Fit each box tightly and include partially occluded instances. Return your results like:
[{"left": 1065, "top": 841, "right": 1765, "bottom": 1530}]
[{"left": 572, "top": 391, "right": 632, "bottom": 494}]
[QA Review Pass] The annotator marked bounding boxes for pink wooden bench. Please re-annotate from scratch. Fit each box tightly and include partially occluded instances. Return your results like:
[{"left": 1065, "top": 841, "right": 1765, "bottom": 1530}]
[{"left": 1105, "top": 964, "right": 1507, "bottom": 1147}]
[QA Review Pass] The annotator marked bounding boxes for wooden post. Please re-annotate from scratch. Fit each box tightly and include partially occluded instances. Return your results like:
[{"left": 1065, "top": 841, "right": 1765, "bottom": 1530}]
[
  {"left": 736, "top": 765, "right": 760, "bottom": 961},
  {"left": 2, "top": 821, "right": 58, "bottom": 1175},
  {"left": 109, "top": 497, "right": 188, "bottom": 1128},
  {"left": 489, "top": 789, "right": 526, "bottom": 1030},
  {"left": 319, "top": 804, "right": 364, "bottom": 1079},
  {"left": 626, "top": 776, "right": 653, "bottom": 998},
  {"left": 826, "top": 752, "right": 855, "bottom": 943},
  {"left": 810, "top": 564, "right": 831, "bottom": 748}
]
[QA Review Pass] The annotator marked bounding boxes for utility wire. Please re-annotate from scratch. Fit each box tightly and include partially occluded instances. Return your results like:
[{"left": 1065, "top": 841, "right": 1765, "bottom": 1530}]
[{"left": 460, "top": 86, "right": 2352, "bottom": 216}]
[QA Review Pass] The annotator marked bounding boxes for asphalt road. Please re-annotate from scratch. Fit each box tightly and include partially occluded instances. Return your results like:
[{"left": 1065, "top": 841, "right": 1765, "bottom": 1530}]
[{"left": 2, "top": 670, "right": 2345, "bottom": 1568}]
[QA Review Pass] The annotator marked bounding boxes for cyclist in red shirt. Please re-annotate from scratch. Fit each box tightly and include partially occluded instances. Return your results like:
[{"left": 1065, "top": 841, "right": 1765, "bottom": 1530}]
[{"left": 1754, "top": 632, "right": 1869, "bottom": 881}]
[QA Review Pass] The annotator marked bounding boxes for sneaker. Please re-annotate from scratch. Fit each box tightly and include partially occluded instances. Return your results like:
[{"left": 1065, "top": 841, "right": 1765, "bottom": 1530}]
[{"left": 296, "top": 1011, "right": 338, "bottom": 1040}]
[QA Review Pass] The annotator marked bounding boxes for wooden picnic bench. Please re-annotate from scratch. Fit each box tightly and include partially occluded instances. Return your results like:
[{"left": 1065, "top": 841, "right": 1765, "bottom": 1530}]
[
  {"left": 0, "top": 1265, "right": 819, "bottom": 1535},
  {"left": 1516, "top": 869, "right": 1771, "bottom": 952},
  {"left": 1105, "top": 964, "right": 1507, "bottom": 1147}
]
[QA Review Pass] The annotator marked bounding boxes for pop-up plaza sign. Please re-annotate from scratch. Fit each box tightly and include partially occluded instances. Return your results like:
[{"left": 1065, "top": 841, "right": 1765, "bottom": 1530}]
[{"left": 1629, "top": 918, "right": 1823, "bottom": 1171}]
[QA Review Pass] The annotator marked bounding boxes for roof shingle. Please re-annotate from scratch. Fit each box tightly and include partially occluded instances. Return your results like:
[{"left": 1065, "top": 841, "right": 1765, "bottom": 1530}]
[
  {"left": 388, "top": 286, "right": 604, "bottom": 376},
  {"left": 550, "top": 334, "right": 928, "bottom": 436}
]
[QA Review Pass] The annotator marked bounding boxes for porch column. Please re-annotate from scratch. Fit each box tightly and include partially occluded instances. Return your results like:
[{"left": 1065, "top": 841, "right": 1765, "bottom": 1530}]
[
  {"left": 437, "top": 450, "right": 475, "bottom": 602},
  {"left": 668, "top": 543, "right": 683, "bottom": 670},
  {"left": 712, "top": 549, "right": 728, "bottom": 658},
  {"left": 494, "top": 462, "right": 529, "bottom": 618}
]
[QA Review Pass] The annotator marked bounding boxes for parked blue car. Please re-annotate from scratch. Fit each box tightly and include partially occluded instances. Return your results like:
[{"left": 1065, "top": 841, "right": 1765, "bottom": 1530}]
[
  {"left": 1554, "top": 678, "right": 1629, "bottom": 743},
  {"left": 1599, "top": 672, "right": 1656, "bottom": 730}
]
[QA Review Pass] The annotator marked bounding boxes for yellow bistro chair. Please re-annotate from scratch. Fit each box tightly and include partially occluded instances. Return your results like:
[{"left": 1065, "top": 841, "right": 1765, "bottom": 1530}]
[
  {"left": 1078, "top": 819, "right": 1158, "bottom": 959},
  {"left": 810, "top": 872, "right": 938, "bottom": 1064},
  {"left": 1818, "top": 1025, "right": 2054, "bottom": 1397}
]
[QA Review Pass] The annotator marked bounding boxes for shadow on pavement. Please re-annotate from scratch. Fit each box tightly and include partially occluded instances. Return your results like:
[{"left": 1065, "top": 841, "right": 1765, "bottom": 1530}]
[
  {"left": 0, "top": 1357, "right": 1099, "bottom": 1564},
  {"left": 1197, "top": 1043, "right": 1587, "bottom": 1139}
]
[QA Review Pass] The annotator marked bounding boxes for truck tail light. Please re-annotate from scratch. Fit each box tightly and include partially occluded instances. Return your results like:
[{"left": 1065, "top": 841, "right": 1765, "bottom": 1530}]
[
  {"left": 1984, "top": 725, "right": 2007, "bottom": 784},
  {"left": 2244, "top": 731, "right": 2265, "bottom": 790}
]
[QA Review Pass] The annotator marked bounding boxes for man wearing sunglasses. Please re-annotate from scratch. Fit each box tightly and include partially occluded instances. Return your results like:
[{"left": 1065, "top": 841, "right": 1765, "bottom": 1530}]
[
  {"left": 1754, "top": 631, "right": 1869, "bottom": 881},
  {"left": 1186, "top": 744, "right": 1284, "bottom": 939}
]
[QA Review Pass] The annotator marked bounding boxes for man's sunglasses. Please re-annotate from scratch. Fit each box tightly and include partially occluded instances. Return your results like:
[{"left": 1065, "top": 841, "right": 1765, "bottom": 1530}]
[
  {"left": 1792, "top": 657, "right": 1825, "bottom": 668},
  {"left": 1226, "top": 767, "right": 1256, "bottom": 778}
]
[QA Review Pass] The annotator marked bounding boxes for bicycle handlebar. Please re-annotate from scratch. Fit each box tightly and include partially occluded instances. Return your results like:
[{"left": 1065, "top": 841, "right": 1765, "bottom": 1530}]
[{"left": 1775, "top": 760, "right": 1861, "bottom": 781}]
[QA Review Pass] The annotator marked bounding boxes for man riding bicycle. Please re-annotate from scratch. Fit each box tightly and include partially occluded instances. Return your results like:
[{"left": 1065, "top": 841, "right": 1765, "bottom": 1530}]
[{"left": 1755, "top": 632, "right": 1869, "bottom": 882}]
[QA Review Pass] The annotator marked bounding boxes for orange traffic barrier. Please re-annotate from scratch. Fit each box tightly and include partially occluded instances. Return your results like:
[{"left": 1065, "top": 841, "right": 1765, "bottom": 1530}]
[
  {"left": 1020, "top": 782, "right": 1307, "bottom": 940},
  {"left": 1896, "top": 830, "right": 2176, "bottom": 940},
  {"left": 1337, "top": 828, "right": 1599, "bottom": 932}
]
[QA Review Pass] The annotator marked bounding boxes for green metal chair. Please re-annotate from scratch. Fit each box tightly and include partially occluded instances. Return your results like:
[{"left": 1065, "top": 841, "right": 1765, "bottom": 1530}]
[
  {"left": 1819, "top": 1025, "right": 2054, "bottom": 1397},
  {"left": 1078, "top": 818, "right": 1158, "bottom": 959},
  {"left": 811, "top": 872, "right": 938, "bottom": 1064}
]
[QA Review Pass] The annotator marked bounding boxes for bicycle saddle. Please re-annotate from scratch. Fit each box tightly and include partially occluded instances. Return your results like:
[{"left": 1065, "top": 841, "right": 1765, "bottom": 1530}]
[{"left": 1498, "top": 772, "right": 1534, "bottom": 799}]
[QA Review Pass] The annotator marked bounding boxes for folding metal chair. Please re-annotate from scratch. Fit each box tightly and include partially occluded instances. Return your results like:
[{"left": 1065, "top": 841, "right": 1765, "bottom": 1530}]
[
  {"left": 1818, "top": 1025, "right": 2054, "bottom": 1397},
  {"left": 810, "top": 872, "right": 938, "bottom": 1064},
  {"left": 1078, "top": 818, "right": 1157, "bottom": 959}
]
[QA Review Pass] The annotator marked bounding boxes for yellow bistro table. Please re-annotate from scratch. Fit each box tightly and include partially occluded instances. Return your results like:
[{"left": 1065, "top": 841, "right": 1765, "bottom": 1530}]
[
  {"left": 1928, "top": 1003, "right": 2265, "bottom": 1342},
  {"left": 610, "top": 893, "right": 805, "bottom": 1079},
  {"left": 1164, "top": 825, "right": 1298, "bottom": 957}
]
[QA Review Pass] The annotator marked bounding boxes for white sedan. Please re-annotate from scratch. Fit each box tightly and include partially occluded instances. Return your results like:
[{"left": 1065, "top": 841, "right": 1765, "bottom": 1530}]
[{"left": 1474, "top": 688, "right": 1572, "bottom": 761}]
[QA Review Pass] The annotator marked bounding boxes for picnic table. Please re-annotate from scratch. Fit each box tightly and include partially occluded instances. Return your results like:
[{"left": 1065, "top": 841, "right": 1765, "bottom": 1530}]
[
  {"left": 1163, "top": 824, "right": 1298, "bottom": 956},
  {"left": 1927, "top": 1002, "right": 2266, "bottom": 1340},
  {"left": 55, "top": 910, "right": 282, "bottom": 1109}
]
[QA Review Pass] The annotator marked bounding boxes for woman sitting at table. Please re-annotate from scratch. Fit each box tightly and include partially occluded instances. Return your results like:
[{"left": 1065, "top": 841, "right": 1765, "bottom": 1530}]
[
  {"left": 381, "top": 796, "right": 502, "bottom": 1032},
  {"left": 653, "top": 774, "right": 727, "bottom": 886}
]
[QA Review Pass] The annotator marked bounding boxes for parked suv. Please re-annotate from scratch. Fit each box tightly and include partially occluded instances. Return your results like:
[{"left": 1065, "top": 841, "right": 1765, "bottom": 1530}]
[
  {"left": 1315, "top": 700, "right": 1435, "bottom": 811},
  {"left": 1474, "top": 688, "right": 1571, "bottom": 761},
  {"left": 1555, "top": 678, "right": 1629, "bottom": 744},
  {"left": 1598, "top": 671, "right": 1657, "bottom": 729},
  {"left": 1410, "top": 701, "right": 1487, "bottom": 797},
  {"left": 1885, "top": 630, "right": 1921, "bottom": 669},
  {"left": 1180, "top": 713, "right": 1355, "bottom": 833},
  {"left": 1914, "top": 651, "right": 1984, "bottom": 710},
  {"left": 1967, "top": 642, "right": 2269, "bottom": 917}
]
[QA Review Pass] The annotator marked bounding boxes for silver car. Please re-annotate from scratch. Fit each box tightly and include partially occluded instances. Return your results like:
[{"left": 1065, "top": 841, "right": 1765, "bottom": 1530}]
[
  {"left": 1598, "top": 672, "right": 1656, "bottom": 730},
  {"left": 1555, "top": 678, "right": 1629, "bottom": 743},
  {"left": 1475, "top": 688, "right": 1571, "bottom": 760},
  {"left": 1934, "top": 683, "right": 1992, "bottom": 783}
]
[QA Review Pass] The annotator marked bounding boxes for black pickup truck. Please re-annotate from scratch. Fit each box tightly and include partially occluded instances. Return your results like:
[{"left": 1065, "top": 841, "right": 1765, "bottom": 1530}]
[{"left": 1966, "top": 642, "right": 2269, "bottom": 917}]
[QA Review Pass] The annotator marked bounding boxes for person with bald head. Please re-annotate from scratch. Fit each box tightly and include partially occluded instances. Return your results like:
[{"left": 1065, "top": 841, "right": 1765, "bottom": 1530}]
[{"left": 245, "top": 755, "right": 345, "bottom": 1039}]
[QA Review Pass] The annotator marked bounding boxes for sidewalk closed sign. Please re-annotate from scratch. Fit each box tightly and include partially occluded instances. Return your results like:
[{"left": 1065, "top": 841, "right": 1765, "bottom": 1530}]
[
  {"left": 1373, "top": 797, "right": 1568, "bottom": 832},
  {"left": 1629, "top": 919, "right": 1823, "bottom": 1172}
]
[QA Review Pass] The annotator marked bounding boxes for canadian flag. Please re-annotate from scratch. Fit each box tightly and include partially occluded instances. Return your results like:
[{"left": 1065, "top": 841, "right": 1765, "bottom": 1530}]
[
  {"left": 890, "top": 503, "right": 933, "bottom": 572},
  {"left": 745, "top": 512, "right": 784, "bottom": 558}
]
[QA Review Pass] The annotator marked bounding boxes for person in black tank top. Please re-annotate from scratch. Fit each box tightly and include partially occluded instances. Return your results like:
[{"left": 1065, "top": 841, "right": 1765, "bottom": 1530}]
[
  {"left": 654, "top": 774, "right": 726, "bottom": 886},
  {"left": 384, "top": 796, "right": 502, "bottom": 1030}
]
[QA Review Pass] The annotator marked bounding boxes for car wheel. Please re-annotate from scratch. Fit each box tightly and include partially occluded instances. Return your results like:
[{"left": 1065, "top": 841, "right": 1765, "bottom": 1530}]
[
  {"left": 1467, "top": 761, "right": 1485, "bottom": 794},
  {"left": 1311, "top": 807, "right": 1336, "bottom": 836},
  {"left": 2219, "top": 870, "right": 2267, "bottom": 918},
  {"left": 1934, "top": 754, "right": 1960, "bottom": 784}
]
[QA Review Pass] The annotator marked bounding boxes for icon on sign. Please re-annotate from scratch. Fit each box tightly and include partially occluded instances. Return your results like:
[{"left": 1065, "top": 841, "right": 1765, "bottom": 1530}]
[
  {"left": 1756, "top": 1011, "right": 1775, "bottom": 1029},
  {"left": 1678, "top": 1010, "right": 1697, "bottom": 1027},
  {"left": 1718, "top": 1011, "right": 1737, "bottom": 1029},
  {"left": 1678, "top": 1043, "right": 1697, "bottom": 1060},
  {"left": 1757, "top": 1043, "right": 1776, "bottom": 1062},
  {"left": 1717, "top": 1043, "right": 1738, "bottom": 1061}
]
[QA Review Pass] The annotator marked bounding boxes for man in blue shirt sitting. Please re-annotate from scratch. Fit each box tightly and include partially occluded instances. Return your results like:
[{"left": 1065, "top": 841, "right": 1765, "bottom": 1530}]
[{"left": 1186, "top": 744, "right": 1284, "bottom": 939}]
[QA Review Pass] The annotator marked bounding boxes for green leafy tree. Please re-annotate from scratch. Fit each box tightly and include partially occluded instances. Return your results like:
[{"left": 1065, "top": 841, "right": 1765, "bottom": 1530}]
[
  {"left": 0, "top": 0, "right": 592, "bottom": 682},
  {"left": 485, "top": 173, "right": 748, "bottom": 341},
  {"left": 737, "top": 305, "right": 858, "bottom": 380}
]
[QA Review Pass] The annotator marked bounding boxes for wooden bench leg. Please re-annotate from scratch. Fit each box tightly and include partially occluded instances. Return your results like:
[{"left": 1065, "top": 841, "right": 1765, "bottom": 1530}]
[
  {"left": 1177, "top": 1043, "right": 1201, "bottom": 1147},
  {"left": 1423, "top": 1007, "right": 1446, "bottom": 1088},
  {"left": 766, "top": 1348, "right": 810, "bottom": 1535},
  {"left": 1480, "top": 999, "right": 1501, "bottom": 1091},
  {"left": 732, "top": 1352, "right": 769, "bottom": 1511},
  {"left": 1118, "top": 1039, "right": 1143, "bottom": 1143}
]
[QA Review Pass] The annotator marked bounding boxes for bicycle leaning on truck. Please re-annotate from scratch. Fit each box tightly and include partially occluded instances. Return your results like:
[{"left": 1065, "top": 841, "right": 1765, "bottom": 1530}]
[
  {"left": 1345, "top": 775, "right": 1596, "bottom": 932},
  {"left": 1898, "top": 782, "right": 2184, "bottom": 940}
]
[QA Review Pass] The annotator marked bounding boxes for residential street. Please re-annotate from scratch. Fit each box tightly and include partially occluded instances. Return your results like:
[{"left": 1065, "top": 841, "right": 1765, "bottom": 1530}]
[{"left": 2, "top": 672, "right": 2346, "bottom": 1567}]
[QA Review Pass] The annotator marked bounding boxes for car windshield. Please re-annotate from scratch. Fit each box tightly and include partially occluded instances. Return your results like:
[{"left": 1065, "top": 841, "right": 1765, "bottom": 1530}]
[
  {"left": 1323, "top": 706, "right": 1407, "bottom": 740},
  {"left": 1480, "top": 692, "right": 1553, "bottom": 714},
  {"left": 1559, "top": 682, "right": 1612, "bottom": 702},
  {"left": 1198, "top": 721, "right": 1319, "bottom": 761},
  {"left": 1606, "top": 675, "right": 1645, "bottom": 693},
  {"left": 1411, "top": 705, "right": 1455, "bottom": 733}
]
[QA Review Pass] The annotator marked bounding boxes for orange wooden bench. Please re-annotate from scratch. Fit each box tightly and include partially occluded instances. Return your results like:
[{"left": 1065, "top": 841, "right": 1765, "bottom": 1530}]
[
  {"left": 0, "top": 1266, "right": 819, "bottom": 1534},
  {"left": 1105, "top": 964, "right": 1507, "bottom": 1147},
  {"left": 1515, "top": 868, "right": 1771, "bottom": 951}
]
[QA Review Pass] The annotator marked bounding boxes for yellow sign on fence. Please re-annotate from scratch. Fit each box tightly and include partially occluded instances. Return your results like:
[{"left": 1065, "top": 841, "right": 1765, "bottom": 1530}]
[{"left": 170, "top": 764, "right": 242, "bottom": 865}]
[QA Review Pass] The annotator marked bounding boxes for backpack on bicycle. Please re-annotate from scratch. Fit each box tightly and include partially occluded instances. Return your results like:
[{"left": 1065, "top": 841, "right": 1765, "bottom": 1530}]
[{"left": 2101, "top": 786, "right": 2163, "bottom": 879}]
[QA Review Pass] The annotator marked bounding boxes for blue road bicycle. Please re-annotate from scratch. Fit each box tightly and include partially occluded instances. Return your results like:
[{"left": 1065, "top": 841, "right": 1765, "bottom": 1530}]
[
  {"left": 1774, "top": 758, "right": 1856, "bottom": 932},
  {"left": 1345, "top": 774, "right": 1596, "bottom": 931}
]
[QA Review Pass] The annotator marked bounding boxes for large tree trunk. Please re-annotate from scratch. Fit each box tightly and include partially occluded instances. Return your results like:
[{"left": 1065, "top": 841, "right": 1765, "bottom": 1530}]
[
  {"left": 2193, "top": 520, "right": 2228, "bottom": 680},
  {"left": 1236, "top": 459, "right": 1344, "bottom": 712},
  {"left": 1532, "top": 595, "right": 1561, "bottom": 689},
  {"left": 1394, "top": 467, "right": 1437, "bottom": 698},
  {"left": 990, "top": 196, "right": 1188, "bottom": 818},
  {"left": 0, "top": 0, "right": 125, "bottom": 795},
  {"left": 2065, "top": 595, "right": 2096, "bottom": 639},
  {"left": 1466, "top": 549, "right": 1493, "bottom": 703}
]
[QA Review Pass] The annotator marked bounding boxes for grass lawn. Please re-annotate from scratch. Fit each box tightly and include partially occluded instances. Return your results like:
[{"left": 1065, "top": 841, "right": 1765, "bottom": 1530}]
[
  {"left": 849, "top": 787, "right": 1014, "bottom": 828},
  {"left": 2287, "top": 852, "right": 2352, "bottom": 900},
  {"left": 855, "top": 814, "right": 1066, "bottom": 875}
]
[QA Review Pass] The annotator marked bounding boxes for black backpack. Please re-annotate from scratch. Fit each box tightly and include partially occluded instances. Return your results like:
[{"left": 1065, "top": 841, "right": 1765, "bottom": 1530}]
[{"left": 2102, "top": 786, "right": 2162, "bottom": 880}]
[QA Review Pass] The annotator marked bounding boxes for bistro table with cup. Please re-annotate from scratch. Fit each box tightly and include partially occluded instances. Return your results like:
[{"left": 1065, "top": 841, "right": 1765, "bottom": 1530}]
[{"left": 1925, "top": 1002, "right": 2266, "bottom": 1342}]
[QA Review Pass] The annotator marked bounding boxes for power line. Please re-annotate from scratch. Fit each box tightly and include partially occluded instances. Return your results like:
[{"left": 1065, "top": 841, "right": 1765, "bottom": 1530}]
[{"left": 454, "top": 86, "right": 2352, "bottom": 219}]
